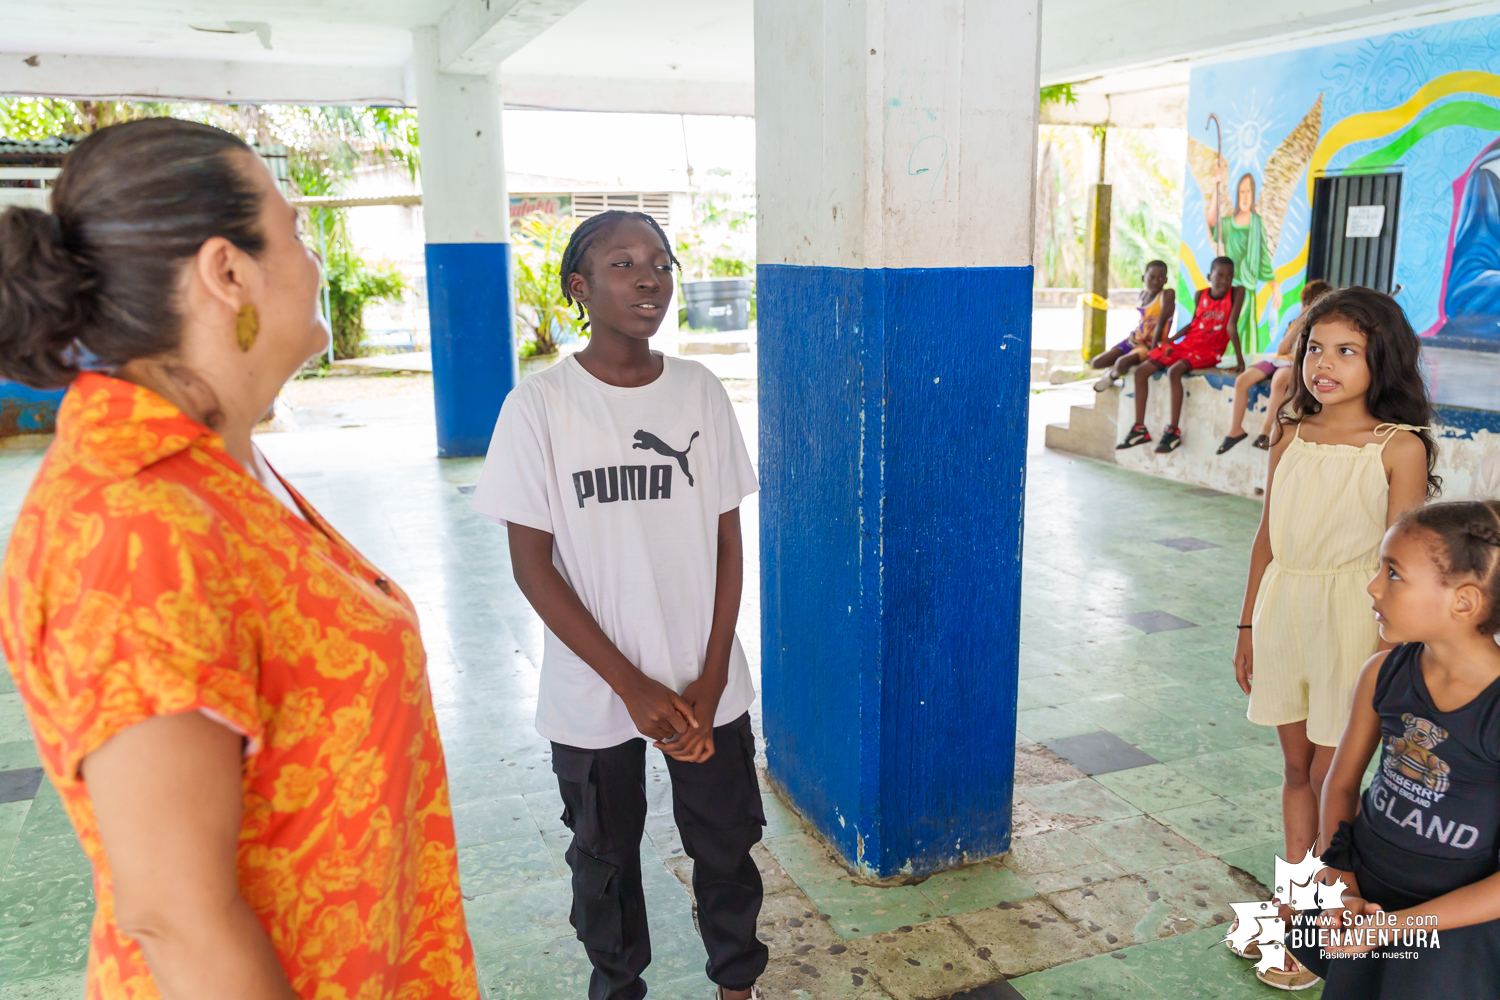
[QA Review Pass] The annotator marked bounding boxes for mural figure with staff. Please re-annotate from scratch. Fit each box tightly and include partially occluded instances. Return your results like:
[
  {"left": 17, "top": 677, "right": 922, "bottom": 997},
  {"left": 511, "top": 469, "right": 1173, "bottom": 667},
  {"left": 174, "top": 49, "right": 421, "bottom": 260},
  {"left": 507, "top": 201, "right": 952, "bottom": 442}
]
[{"left": 1188, "top": 96, "right": 1323, "bottom": 351}]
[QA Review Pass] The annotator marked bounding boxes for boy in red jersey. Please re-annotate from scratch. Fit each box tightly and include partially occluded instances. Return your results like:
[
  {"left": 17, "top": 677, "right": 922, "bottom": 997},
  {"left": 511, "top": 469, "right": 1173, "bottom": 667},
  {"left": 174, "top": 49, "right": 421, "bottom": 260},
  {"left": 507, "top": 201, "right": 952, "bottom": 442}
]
[{"left": 1118, "top": 256, "right": 1246, "bottom": 454}]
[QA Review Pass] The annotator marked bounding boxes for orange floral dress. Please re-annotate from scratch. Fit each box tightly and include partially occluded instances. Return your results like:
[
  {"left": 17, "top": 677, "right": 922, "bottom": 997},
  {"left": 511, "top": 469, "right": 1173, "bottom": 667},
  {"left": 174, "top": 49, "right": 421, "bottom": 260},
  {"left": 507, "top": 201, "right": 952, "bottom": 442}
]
[{"left": 0, "top": 373, "right": 478, "bottom": 1000}]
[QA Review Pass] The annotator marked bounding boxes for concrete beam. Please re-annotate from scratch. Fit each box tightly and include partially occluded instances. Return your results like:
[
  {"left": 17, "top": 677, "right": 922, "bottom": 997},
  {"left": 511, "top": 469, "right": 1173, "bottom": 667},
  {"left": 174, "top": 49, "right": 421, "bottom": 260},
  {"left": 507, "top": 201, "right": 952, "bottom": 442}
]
[
  {"left": 438, "top": 0, "right": 589, "bottom": 75},
  {"left": 1041, "top": 0, "right": 1500, "bottom": 84},
  {"left": 0, "top": 51, "right": 406, "bottom": 106},
  {"left": 1040, "top": 85, "right": 1189, "bottom": 129},
  {"left": 502, "top": 75, "right": 754, "bottom": 116}
]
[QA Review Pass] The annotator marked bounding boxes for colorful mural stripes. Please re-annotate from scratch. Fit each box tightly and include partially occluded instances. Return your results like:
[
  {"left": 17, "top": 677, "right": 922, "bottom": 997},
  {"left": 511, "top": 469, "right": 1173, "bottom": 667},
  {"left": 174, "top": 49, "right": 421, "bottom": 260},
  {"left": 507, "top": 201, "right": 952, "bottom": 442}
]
[
  {"left": 1304, "top": 71, "right": 1500, "bottom": 198},
  {"left": 1347, "top": 101, "right": 1500, "bottom": 173},
  {"left": 1182, "top": 69, "right": 1500, "bottom": 344}
]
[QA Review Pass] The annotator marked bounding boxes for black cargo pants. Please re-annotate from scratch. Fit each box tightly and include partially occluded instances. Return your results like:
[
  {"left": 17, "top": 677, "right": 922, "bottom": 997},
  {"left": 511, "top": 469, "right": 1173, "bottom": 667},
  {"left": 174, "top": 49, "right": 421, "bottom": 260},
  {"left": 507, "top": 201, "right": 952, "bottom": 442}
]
[{"left": 551, "top": 712, "right": 769, "bottom": 1000}]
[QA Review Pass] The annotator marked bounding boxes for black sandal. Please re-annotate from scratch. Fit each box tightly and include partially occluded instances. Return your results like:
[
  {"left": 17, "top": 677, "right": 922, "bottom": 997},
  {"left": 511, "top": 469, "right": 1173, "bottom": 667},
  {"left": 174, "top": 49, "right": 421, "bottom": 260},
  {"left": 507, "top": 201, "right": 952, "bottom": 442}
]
[
  {"left": 1216, "top": 432, "right": 1248, "bottom": 455},
  {"left": 1154, "top": 426, "right": 1182, "bottom": 453},
  {"left": 1252, "top": 434, "right": 1271, "bottom": 450},
  {"left": 1116, "top": 424, "right": 1151, "bottom": 449}
]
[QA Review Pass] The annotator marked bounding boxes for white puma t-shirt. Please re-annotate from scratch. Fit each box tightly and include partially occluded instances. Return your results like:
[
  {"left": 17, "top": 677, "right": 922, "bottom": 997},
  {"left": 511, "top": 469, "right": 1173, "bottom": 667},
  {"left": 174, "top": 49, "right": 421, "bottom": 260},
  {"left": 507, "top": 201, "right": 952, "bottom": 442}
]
[{"left": 471, "top": 353, "right": 760, "bottom": 749}]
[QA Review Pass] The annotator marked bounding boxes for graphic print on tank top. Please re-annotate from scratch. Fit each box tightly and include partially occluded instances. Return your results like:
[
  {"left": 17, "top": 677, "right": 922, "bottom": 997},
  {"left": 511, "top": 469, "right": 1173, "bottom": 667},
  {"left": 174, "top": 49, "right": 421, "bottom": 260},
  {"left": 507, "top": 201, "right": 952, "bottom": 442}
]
[
  {"left": 1385, "top": 714, "right": 1452, "bottom": 798},
  {"left": 1364, "top": 644, "right": 1500, "bottom": 858},
  {"left": 1185, "top": 288, "right": 1232, "bottom": 344},
  {"left": 571, "top": 428, "right": 699, "bottom": 507}
]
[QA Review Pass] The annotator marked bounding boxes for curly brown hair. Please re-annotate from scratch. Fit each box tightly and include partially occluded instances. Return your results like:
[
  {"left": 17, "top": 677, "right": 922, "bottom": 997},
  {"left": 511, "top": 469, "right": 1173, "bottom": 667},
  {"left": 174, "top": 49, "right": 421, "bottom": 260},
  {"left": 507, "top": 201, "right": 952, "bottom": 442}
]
[{"left": 1272, "top": 285, "right": 1440, "bottom": 498}]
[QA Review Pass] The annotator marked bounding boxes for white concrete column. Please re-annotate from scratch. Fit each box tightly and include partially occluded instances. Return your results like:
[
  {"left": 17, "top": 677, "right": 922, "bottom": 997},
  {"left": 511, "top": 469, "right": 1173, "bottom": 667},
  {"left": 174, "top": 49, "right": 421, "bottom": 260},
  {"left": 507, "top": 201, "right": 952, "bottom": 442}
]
[
  {"left": 412, "top": 27, "right": 516, "bottom": 456},
  {"left": 757, "top": 0, "right": 1038, "bottom": 270}
]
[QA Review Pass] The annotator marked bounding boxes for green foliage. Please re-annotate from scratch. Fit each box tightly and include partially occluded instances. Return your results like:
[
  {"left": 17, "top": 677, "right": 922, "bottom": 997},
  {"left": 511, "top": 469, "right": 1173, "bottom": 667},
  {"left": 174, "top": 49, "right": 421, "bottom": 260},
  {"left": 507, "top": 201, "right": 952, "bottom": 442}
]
[
  {"left": 0, "top": 97, "right": 420, "bottom": 359},
  {"left": 709, "top": 256, "right": 753, "bottom": 277},
  {"left": 1111, "top": 198, "right": 1181, "bottom": 287},
  {"left": 325, "top": 253, "right": 408, "bottom": 359},
  {"left": 513, "top": 214, "right": 587, "bottom": 358},
  {"left": 1040, "top": 83, "right": 1079, "bottom": 107},
  {"left": 676, "top": 179, "right": 754, "bottom": 280},
  {"left": 0, "top": 98, "right": 180, "bottom": 137},
  {"left": 1034, "top": 126, "right": 1183, "bottom": 289}
]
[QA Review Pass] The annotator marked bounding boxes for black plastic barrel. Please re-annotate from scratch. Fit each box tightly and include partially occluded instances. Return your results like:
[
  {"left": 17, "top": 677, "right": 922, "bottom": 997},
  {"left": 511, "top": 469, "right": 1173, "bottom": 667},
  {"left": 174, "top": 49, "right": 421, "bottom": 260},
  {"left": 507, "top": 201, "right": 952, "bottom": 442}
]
[{"left": 682, "top": 277, "right": 753, "bottom": 331}]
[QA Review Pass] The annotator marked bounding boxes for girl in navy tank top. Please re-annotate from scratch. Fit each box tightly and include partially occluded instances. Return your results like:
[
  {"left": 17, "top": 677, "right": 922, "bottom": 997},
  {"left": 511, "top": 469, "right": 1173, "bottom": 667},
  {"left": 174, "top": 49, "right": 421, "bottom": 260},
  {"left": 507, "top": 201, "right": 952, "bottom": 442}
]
[{"left": 1292, "top": 500, "right": 1500, "bottom": 996}]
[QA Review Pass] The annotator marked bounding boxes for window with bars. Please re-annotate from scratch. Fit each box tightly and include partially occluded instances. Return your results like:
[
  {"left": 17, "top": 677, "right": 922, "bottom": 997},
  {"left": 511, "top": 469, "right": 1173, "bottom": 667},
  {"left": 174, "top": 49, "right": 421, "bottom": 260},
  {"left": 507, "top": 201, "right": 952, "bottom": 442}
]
[{"left": 572, "top": 192, "right": 672, "bottom": 229}]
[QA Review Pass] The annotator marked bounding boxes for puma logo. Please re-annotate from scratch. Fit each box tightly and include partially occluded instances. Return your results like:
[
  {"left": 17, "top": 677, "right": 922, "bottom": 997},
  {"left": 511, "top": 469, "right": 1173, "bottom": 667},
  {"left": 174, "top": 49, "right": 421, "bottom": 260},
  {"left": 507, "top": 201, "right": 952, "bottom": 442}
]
[{"left": 633, "top": 430, "right": 698, "bottom": 487}]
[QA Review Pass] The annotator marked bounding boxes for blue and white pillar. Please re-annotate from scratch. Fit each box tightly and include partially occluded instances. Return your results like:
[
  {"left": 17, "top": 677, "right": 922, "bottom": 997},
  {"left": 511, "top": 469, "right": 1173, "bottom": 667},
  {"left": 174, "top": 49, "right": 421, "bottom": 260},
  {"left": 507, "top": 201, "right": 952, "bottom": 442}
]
[
  {"left": 412, "top": 28, "right": 516, "bottom": 457},
  {"left": 756, "top": 0, "right": 1039, "bottom": 878}
]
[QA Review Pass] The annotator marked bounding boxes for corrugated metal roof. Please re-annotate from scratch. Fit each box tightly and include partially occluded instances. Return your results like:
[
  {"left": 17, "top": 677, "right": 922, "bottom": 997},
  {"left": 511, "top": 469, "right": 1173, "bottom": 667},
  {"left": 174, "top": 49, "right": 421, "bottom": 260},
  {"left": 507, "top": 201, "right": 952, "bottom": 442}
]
[{"left": 0, "top": 136, "right": 81, "bottom": 163}]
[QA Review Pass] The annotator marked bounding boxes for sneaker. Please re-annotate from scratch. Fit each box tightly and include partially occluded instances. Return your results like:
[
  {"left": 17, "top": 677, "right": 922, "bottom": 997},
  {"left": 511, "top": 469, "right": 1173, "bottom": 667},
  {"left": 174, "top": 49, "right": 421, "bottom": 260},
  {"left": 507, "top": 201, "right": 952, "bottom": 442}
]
[
  {"left": 1154, "top": 426, "right": 1182, "bottom": 453},
  {"left": 1255, "top": 953, "right": 1321, "bottom": 991},
  {"left": 1093, "top": 371, "right": 1117, "bottom": 393},
  {"left": 717, "top": 987, "right": 763, "bottom": 1000},
  {"left": 1117, "top": 424, "right": 1151, "bottom": 449}
]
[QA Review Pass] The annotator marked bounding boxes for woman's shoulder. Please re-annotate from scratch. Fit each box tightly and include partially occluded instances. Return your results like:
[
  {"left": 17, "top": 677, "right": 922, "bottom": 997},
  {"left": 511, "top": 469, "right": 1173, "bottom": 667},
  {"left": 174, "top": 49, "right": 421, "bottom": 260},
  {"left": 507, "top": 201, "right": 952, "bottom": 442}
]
[{"left": 28, "top": 443, "right": 256, "bottom": 585}]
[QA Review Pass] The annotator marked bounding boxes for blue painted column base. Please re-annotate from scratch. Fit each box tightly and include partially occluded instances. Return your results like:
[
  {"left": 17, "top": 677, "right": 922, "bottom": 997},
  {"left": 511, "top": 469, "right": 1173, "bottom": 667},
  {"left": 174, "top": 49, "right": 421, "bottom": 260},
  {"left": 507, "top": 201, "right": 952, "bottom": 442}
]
[
  {"left": 759, "top": 264, "right": 1032, "bottom": 878},
  {"left": 0, "top": 382, "right": 65, "bottom": 437},
  {"left": 425, "top": 242, "right": 517, "bottom": 457}
]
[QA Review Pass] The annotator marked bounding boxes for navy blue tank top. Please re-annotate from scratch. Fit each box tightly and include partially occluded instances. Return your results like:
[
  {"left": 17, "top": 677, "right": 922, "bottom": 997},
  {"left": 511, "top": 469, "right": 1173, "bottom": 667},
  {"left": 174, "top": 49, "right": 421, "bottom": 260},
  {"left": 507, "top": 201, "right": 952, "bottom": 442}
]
[{"left": 1362, "top": 642, "right": 1500, "bottom": 860}]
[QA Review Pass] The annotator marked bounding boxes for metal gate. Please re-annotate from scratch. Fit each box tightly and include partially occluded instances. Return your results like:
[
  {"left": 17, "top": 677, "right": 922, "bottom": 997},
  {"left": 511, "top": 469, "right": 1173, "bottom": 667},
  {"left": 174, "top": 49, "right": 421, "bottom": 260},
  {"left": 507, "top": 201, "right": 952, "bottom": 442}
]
[{"left": 1306, "top": 172, "right": 1402, "bottom": 293}]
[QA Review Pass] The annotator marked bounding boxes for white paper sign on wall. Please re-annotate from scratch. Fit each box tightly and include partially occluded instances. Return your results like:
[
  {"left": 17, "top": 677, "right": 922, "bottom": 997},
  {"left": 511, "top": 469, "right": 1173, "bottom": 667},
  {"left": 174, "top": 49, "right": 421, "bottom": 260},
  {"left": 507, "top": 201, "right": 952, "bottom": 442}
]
[{"left": 1345, "top": 205, "right": 1386, "bottom": 238}]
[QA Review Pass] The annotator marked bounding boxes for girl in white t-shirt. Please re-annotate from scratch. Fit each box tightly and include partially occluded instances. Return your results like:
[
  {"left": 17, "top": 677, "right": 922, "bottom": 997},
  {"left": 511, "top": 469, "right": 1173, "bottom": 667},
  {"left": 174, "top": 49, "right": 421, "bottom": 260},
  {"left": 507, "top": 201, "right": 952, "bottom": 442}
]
[{"left": 472, "top": 211, "right": 765, "bottom": 1000}]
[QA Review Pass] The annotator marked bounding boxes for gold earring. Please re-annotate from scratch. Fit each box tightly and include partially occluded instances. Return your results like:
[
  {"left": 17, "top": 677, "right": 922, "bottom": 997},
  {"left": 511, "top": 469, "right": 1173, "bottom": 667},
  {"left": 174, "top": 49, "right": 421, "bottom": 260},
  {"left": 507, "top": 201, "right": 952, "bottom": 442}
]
[{"left": 235, "top": 304, "right": 259, "bottom": 352}]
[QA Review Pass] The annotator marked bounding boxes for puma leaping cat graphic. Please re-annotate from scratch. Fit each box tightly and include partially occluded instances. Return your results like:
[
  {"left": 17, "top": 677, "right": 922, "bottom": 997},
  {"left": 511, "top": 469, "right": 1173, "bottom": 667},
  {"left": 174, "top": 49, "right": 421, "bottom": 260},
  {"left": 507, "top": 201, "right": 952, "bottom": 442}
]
[{"left": 632, "top": 430, "right": 698, "bottom": 487}]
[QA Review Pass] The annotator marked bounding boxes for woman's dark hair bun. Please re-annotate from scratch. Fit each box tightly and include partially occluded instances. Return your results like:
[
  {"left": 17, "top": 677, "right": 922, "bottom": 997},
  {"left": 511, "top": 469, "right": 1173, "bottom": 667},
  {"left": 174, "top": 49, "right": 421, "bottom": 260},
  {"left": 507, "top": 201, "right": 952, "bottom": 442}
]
[
  {"left": 0, "top": 206, "right": 95, "bottom": 388},
  {"left": 0, "top": 117, "right": 266, "bottom": 389}
]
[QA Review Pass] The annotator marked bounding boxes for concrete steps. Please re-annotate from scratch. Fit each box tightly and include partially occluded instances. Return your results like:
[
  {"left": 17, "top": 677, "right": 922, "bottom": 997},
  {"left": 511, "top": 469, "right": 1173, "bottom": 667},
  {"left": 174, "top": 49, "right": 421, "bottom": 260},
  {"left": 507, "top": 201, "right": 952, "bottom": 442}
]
[{"left": 1044, "top": 384, "right": 1120, "bottom": 463}]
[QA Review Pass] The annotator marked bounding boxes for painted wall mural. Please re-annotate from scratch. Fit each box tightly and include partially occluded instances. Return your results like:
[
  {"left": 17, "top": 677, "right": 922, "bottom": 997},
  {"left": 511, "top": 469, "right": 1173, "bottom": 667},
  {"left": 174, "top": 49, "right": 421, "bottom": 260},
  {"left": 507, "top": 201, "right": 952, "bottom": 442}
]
[{"left": 1181, "top": 14, "right": 1500, "bottom": 352}]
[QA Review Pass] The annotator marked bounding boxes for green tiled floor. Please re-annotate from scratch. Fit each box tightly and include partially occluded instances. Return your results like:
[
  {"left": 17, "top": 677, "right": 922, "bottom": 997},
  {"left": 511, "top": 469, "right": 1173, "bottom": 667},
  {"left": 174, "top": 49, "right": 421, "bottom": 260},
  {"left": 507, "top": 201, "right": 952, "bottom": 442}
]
[{"left": 0, "top": 386, "right": 1299, "bottom": 998}]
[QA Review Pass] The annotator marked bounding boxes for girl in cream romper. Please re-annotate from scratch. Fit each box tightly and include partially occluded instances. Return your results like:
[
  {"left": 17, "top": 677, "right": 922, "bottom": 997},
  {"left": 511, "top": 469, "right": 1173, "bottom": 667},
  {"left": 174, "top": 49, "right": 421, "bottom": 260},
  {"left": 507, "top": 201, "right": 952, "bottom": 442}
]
[{"left": 1249, "top": 422, "right": 1425, "bottom": 743}]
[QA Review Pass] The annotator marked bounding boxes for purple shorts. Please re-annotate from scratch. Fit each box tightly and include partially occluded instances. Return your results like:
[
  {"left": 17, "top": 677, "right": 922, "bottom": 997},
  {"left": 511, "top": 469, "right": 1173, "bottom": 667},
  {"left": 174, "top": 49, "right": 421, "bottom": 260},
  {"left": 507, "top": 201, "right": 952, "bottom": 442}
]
[
  {"left": 1250, "top": 359, "right": 1294, "bottom": 377},
  {"left": 1112, "top": 337, "right": 1146, "bottom": 356}
]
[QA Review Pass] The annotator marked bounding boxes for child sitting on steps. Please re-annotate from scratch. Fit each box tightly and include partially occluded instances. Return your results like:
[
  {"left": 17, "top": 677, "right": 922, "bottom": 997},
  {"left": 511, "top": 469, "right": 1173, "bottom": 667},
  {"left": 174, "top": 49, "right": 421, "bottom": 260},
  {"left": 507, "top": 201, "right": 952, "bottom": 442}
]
[
  {"left": 1117, "top": 257, "right": 1245, "bottom": 454},
  {"left": 1090, "top": 259, "right": 1176, "bottom": 393},
  {"left": 1218, "top": 279, "right": 1333, "bottom": 455}
]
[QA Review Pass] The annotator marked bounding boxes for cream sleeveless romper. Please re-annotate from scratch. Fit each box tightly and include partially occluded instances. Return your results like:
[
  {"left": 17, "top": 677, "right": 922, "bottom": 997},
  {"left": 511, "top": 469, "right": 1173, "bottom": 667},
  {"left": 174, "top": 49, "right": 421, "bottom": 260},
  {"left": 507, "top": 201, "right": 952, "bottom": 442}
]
[{"left": 1247, "top": 424, "right": 1419, "bottom": 746}]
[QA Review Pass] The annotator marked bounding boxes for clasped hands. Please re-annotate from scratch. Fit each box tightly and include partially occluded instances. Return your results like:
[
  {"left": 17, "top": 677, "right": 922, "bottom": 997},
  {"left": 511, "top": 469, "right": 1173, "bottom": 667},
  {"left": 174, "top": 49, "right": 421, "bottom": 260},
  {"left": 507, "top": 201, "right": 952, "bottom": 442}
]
[{"left": 620, "top": 673, "right": 724, "bottom": 764}]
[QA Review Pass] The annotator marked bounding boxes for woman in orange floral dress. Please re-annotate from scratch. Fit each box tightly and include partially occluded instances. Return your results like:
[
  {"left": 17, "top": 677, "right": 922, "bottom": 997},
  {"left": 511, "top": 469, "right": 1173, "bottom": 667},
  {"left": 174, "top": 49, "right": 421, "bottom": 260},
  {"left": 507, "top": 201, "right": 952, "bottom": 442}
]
[{"left": 0, "top": 120, "right": 478, "bottom": 999}]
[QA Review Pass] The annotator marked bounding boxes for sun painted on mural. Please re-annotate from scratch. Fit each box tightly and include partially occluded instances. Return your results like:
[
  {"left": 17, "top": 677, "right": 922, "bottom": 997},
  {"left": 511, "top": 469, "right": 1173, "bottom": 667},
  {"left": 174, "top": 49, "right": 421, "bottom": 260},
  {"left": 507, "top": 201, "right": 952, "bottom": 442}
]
[
  {"left": 1179, "top": 14, "right": 1500, "bottom": 353},
  {"left": 1224, "top": 90, "right": 1276, "bottom": 175}
]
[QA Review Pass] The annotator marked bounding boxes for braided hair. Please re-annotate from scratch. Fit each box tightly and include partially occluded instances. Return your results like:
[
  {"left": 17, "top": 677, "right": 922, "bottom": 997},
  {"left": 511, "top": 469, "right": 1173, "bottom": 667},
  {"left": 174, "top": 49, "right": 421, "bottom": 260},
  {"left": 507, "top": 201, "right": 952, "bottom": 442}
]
[
  {"left": 1400, "top": 500, "right": 1500, "bottom": 634},
  {"left": 559, "top": 210, "right": 680, "bottom": 327}
]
